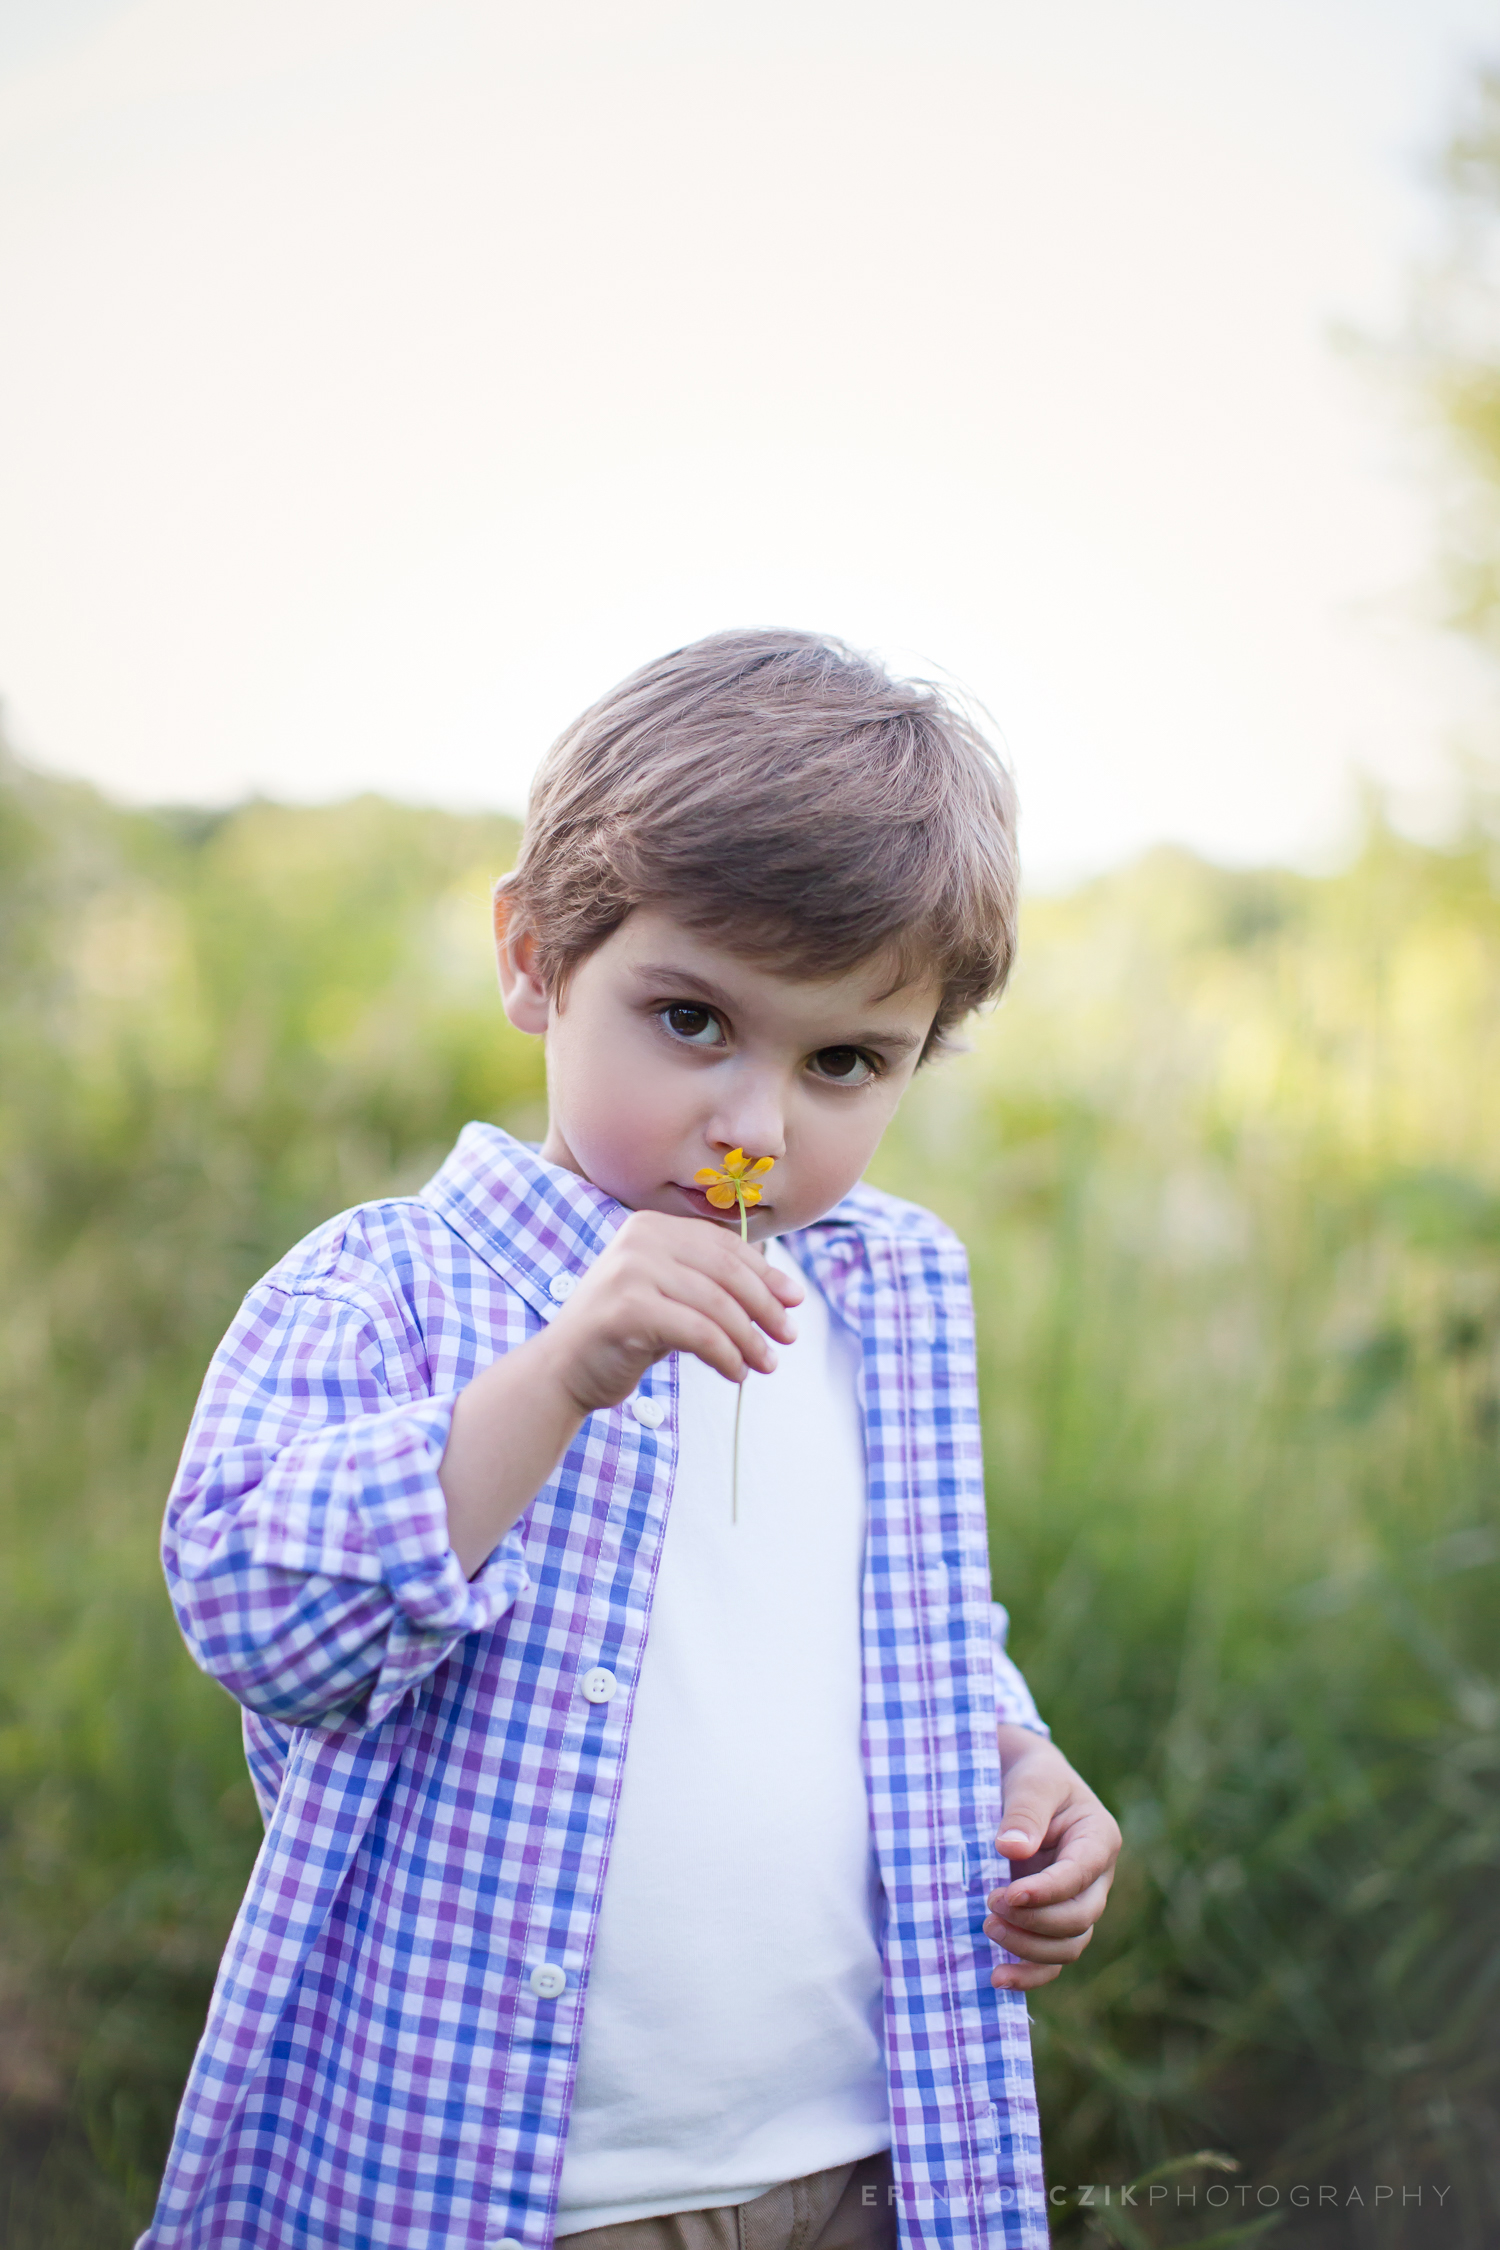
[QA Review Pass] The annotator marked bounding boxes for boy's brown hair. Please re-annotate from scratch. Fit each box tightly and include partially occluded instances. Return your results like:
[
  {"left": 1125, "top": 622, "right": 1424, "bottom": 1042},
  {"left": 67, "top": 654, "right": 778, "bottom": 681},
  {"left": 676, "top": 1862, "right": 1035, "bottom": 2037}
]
[{"left": 499, "top": 629, "right": 1019, "bottom": 1053}]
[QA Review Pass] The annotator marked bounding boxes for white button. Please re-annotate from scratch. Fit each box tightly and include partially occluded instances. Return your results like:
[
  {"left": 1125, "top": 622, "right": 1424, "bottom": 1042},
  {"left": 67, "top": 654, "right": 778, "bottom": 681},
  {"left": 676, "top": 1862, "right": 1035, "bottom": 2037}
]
[
  {"left": 629, "top": 1395, "right": 664, "bottom": 1428},
  {"left": 527, "top": 1962, "right": 566, "bottom": 1998},
  {"left": 496, "top": 2239, "right": 524, "bottom": 2249},
  {"left": 548, "top": 1272, "right": 576, "bottom": 1302},
  {"left": 581, "top": 1666, "right": 618, "bottom": 1704}
]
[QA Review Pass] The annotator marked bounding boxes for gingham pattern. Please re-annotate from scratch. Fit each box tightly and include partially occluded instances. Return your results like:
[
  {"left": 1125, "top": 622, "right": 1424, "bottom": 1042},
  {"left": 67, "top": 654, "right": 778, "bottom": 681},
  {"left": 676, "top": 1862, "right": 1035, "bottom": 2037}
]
[{"left": 144, "top": 1125, "right": 1049, "bottom": 2250}]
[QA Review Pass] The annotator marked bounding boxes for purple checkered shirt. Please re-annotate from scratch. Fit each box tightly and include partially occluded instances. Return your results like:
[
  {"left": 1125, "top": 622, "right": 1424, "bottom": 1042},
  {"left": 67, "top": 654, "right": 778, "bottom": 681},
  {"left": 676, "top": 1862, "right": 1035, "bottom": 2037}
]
[{"left": 142, "top": 1125, "right": 1050, "bottom": 2249}]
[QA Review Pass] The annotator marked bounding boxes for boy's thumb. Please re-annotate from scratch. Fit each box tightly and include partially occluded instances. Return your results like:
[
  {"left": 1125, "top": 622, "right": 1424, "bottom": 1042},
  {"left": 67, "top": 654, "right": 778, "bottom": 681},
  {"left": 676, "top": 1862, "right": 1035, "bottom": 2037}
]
[{"left": 995, "top": 1789, "right": 1049, "bottom": 1859}]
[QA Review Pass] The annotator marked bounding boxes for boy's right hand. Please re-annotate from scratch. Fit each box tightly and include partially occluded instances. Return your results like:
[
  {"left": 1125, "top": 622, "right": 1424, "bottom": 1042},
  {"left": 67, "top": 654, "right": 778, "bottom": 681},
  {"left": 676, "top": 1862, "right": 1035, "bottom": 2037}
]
[
  {"left": 440, "top": 1212, "right": 801, "bottom": 1578},
  {"left": 537, "top": 1210, "right": 803, "bottom": 1414}
]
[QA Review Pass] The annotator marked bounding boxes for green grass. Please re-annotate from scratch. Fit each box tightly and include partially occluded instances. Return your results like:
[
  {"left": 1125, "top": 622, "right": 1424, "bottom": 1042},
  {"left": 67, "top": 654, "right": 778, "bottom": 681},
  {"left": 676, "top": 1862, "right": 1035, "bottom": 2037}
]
[
  {"left": 871, "top": 836, "right": 1500, "bottom": 2243},
  {"left": 1, "top": 758, "right": 1497, "bottom": 2244}
]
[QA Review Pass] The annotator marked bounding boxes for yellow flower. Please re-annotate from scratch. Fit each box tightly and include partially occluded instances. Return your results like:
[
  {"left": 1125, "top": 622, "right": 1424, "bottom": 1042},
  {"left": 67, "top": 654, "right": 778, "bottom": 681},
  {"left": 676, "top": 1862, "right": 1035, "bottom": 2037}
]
[
  {"left": 691, "top": 1151, "right": 778, "bottom": 1529},
  {"left": 694, "top": 1149, "right": 775, "bottom": 1212}
]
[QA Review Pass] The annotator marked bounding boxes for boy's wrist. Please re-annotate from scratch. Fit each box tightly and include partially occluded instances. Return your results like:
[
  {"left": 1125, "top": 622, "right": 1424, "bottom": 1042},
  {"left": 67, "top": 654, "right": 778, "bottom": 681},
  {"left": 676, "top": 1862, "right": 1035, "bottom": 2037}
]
[
  {"left": 441, "top": 1323, "right": 596, "bottom": 1578},
  {"left": 996, "top": 1722, "right": 1061, "bottom": 1774},
  {"left": 522, "top": 1319, "right": 599, "bottom": 1430}
]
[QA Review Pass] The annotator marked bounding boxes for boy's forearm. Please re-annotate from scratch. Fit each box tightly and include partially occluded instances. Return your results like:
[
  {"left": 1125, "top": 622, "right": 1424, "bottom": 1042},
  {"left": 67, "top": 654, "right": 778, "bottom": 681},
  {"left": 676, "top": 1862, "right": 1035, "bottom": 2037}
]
[{"left": 440, "top": 1328, "right": 590, "bottom": 1577}]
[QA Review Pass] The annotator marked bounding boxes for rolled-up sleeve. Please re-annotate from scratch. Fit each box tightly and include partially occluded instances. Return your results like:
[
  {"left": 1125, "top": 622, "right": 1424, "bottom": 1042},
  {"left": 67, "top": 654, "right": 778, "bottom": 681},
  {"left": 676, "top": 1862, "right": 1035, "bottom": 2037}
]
[
  {"left": 991, "top": 1601, "right": 1049, "bottom": 1738},
  {"left": 164, "top": 1282, "right": 530, "bottom": 1731}
]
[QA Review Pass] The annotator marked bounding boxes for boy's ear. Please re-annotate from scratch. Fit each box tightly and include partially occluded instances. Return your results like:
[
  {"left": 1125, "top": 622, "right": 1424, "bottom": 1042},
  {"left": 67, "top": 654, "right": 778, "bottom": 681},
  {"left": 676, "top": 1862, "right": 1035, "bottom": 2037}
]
[{"left": 493, "top": 890, "right": 551, "bottom": 1036}]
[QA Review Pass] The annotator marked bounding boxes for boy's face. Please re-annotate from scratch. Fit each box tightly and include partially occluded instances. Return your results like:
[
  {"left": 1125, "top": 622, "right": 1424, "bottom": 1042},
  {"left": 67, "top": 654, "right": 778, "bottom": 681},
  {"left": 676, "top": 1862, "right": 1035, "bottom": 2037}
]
[{"left": 497, "top": 907, "right": 941, "bottom": 1238}]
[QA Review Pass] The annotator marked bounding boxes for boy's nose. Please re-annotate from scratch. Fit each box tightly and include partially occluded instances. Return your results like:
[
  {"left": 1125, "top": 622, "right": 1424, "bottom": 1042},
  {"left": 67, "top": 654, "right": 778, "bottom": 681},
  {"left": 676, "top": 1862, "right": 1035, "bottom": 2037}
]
[{"left": 707, "top": 1101, "right": 785, "bottom": 1166}]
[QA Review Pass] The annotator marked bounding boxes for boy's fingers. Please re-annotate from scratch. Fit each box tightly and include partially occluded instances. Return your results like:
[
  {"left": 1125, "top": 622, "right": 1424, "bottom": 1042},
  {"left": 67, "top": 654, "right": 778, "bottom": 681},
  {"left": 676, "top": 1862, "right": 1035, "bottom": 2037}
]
[
  {"left": 658, "top": 1270, "right": 782, "bottom": 1375},
  {"left": 989, "top": 1835, "right": 1118, "bottom": 1914},
  {"left": 599, "top": 1226, "right": 794, "bottom": 1350},
  {"left": 609, "top": 1214, "right": 802, "bottom": 1335},
  {"left": 992, "top": 1773, "right": 1070, "bottom": 1864},
  {"left": 983, "top": 1918, "right": 1094, "bottom": 1967},
  {"left": 691, "top": 1223, "right": 801, "bottom": 1296},
  {"left": 990, "top": 1961, "right": 1062, "bottom": 1992},
  {"left": 750, "top": 1251, "right": 805, "bottom": 1305},
  {"left": 994, "top": 1800, "right": 1121, "bottom": 1897},
  {"left": 674, "top": 1244, "right": 797, "bottom": 1344},
  {"left": 665, "top": 1307, "right": 758, "bottom": 1386},
  {"left": 985, "top": 1873, "right": 1111, "bottom": 1944}
]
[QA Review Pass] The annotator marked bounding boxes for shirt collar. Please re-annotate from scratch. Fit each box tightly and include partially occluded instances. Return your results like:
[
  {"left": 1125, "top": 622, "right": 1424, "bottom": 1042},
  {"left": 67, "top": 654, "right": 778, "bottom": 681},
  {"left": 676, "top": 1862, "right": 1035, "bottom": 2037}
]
[{"left": 419, "top": 1122, "right": 629, "bottom": 1320}]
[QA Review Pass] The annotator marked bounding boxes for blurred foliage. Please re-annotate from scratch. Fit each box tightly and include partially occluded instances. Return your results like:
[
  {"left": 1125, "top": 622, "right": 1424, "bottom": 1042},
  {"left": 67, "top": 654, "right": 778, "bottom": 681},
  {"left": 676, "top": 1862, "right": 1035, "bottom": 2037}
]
[
  {"left": 0, "top": 755, "right": 543, "bottom": 2240},
  {"left": 2, "top": 739, "right": 1498, "bottom": 2246},
  {"left": 872, "top": 825, "right": 1500, "bottom": 2247},
  {"left": 1398, "top": 65, "right": 1500, "bottom": 663}
]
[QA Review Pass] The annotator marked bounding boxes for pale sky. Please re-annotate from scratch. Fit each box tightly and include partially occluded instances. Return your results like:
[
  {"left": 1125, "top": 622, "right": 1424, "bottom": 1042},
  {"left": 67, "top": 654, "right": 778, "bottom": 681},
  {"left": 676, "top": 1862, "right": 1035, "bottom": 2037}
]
[{"left": 1, "top": 0, "right": 1497, "bottom": 880}]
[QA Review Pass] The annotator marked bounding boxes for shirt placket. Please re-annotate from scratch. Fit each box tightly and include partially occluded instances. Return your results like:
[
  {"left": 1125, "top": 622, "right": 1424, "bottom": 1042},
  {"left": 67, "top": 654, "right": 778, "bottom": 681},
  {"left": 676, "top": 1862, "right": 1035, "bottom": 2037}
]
[{"left": 485, "top": 1350, "right": 682, "bottom": 2247}]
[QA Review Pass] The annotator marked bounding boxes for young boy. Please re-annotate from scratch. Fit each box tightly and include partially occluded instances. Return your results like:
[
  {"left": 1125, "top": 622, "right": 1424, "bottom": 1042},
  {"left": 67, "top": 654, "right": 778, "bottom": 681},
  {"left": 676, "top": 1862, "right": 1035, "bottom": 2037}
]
[{"left": 144, "top": 631, "right": 1120, "bottom": 2250}]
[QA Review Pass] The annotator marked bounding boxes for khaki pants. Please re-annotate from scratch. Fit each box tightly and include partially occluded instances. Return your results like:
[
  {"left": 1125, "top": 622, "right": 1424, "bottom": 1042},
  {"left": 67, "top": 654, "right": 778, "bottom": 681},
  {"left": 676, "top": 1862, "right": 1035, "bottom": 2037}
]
[{"left": 559, "top": 2152, "right": 897, "bottom": 2250}]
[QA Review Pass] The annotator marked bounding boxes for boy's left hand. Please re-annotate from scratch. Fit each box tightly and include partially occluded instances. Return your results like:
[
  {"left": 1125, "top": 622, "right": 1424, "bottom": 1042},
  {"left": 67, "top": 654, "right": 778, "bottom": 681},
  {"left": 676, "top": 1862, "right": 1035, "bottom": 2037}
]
[{"left": 984, "top": 1726, "right": 1122, "bottom": 1990}]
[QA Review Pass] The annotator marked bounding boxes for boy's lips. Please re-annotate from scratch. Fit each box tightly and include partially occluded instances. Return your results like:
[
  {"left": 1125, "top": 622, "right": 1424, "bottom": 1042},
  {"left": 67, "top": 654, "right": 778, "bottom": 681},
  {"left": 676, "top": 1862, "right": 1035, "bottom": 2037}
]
[{"left": 669, "top": 1181, "right": 771, "bottom": 1224}]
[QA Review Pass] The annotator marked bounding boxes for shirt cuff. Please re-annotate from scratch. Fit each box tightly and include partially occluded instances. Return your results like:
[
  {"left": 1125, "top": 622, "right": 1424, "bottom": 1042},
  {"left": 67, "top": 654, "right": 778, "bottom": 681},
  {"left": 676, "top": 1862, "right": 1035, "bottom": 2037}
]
[
  {"left": 992, "top": 1601, "right": 1049, "bottom": 1737},
  {"left": 248, "top": 1392, "right": 528, "bottom": 1639}
]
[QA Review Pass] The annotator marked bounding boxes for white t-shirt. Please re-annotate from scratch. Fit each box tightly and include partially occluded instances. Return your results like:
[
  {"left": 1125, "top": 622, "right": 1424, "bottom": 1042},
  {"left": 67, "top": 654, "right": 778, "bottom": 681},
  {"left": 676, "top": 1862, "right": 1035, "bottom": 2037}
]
[{"left": 554, "top": 1242, "right": 889, "bottom": 2237}]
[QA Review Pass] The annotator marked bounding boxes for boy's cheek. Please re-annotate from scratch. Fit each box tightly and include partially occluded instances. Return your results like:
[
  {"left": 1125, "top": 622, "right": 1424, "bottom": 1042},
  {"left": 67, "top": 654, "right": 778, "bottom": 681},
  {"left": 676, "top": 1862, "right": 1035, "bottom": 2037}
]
[
  {"left": 549, "top": 1070, "right": 681, "bottom": 1208},
  {"left": 771, "top": 1150, "right": 875, "bottom": 1233},
  {"left": 799, "top": 1106, "right": 903, "bottom": 1214}
]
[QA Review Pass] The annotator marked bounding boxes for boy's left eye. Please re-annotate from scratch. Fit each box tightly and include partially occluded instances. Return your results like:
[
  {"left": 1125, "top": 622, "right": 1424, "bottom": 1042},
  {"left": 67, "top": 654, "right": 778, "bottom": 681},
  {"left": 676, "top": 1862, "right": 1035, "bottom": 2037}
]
[
  {"left": 659, "top": 1005, "right": 725, "bottom": 1047},
  {"left": 810, "top": 1046, "right": 876, "bottom": 1085}
]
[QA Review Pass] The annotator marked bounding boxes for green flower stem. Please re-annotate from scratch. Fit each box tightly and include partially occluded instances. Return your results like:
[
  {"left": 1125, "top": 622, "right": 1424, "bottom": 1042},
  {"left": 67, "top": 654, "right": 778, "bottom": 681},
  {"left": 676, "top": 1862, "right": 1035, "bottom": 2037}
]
[{"left": 732, "top": 1188, "right": 749, "bottom": 1524}]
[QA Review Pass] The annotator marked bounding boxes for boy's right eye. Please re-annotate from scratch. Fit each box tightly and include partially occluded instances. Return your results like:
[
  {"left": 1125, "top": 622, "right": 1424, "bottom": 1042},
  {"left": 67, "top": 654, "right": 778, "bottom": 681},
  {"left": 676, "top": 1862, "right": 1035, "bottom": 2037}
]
[{"left": 659, "top": 1005, "right": 724, "bottom": 1047}]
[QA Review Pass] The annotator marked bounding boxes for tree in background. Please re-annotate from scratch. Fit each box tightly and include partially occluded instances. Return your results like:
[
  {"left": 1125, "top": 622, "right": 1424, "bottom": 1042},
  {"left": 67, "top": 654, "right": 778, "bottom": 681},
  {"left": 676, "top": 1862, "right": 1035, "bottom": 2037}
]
[{"left": 1404, "top": 64, "right": 1500, "bottom": 694}]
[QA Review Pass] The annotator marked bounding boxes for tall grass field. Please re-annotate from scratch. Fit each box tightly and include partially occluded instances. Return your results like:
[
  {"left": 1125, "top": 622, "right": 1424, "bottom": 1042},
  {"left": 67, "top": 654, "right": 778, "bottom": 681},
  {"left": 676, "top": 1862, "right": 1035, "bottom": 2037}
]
[{"left": 1, "top": 749, "right": 1496, "bottom": 2245}]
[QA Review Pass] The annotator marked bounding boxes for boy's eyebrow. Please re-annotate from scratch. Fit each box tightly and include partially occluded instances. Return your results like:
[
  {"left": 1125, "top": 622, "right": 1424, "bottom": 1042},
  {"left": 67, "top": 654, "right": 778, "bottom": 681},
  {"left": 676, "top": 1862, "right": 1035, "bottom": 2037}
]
[
  {"left": 631, "top": 962, "right": 740, "bottom": 1012},
  {"left": 632, "top": 961, "right": 926, "bottom": 1052},
  {"left": 842, "top": 1027, "right": 924, "bottom": 1055}
]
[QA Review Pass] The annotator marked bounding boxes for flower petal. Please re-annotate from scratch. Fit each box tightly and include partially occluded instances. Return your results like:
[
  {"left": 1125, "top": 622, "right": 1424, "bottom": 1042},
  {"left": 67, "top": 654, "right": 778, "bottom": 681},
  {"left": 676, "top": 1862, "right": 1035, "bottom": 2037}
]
[
  {"left": 748, "top": 1156, "right": 775, "bottom": 1177},
  {"left": 740, "top": 1184, "right": 762, "bottom": 1206},
  {"left": 694, "top": 1167, "right": 725, "bottom": 1187},
  {"left": 723, "top": 1150, "right": 749, "bottom": 1175},
  {"left": 704, "top": 1183, "right": 738, "bottom": 1208}
]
